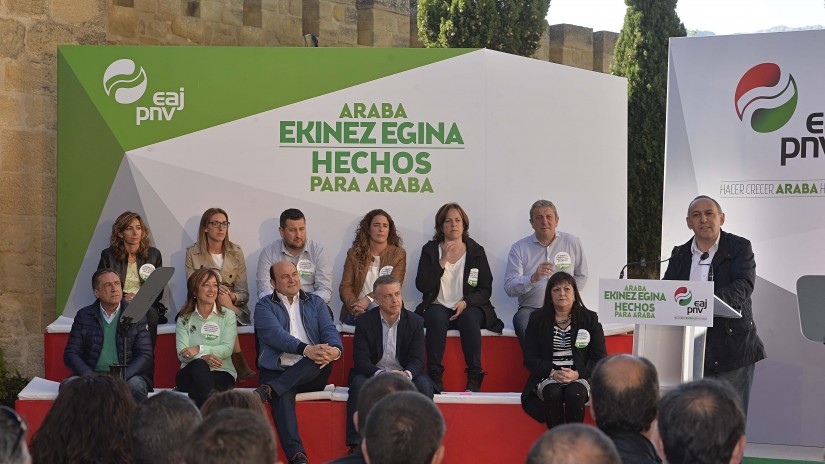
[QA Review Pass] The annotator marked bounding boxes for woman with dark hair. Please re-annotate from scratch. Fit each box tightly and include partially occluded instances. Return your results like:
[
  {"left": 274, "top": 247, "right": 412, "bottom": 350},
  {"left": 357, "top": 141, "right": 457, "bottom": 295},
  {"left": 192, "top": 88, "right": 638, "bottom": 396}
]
[
  {"left": 98, "top": 210, "right": 164, "bottom": 346},
  {"left": 521, "top": 271, "right": 607, "bottom": 429},
  {"left": 339, "top": 209, "right": 406, "bottom": 324},
  {"left": 415, "top": 203, "right": 504, "bottom": 392},
  {"left": 175, "top": 268, "right": 238, "bottom": 407},
  {"left": 185, "top": 207, "right": 254, "bottom": 381},
  {"left": 31, "top": 373, "right": 137, "bottom": 463}
]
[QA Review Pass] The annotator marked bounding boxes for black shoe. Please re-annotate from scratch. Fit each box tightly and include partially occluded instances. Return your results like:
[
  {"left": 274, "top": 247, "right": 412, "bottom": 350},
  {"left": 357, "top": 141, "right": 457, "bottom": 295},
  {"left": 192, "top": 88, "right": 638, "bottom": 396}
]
[
  {"left": 289, "top": 451, "right": 309, "bottom": 464},
  {"left": 465, "top": 370, "right": 487, "bottom": 392},
  {"left": 254, "top": 384, "right": 272, "bottom": 403},
  {"left": 429, "top": 371, "right": 445, "bottom": 393}
]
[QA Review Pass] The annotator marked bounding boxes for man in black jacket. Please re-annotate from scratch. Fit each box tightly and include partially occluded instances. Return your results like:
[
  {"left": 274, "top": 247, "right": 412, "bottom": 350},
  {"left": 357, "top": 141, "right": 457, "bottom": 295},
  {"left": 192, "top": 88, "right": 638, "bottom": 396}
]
[
  {"left": 663, "top": 195, "right": 766, "bottom": 417},
  {"left": 63, "top": 268, "right": 154, "bottom": 404},
  {"left": 591, "top": 354, "right": 661, "bottom": 464},
  {"left": 344, "top": 275, "right": 433, "bottom": 450}
]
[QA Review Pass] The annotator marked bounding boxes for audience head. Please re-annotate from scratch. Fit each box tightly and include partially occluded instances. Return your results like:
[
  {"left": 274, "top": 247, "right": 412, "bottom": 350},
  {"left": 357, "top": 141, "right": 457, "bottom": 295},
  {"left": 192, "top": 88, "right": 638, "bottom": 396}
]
[
  {"left": 110, "top": 210, "right": 152, "bottom": 259},
  {"left": 31, "top": 374, "right": 136, "bottom": 464},
  {"left": 130, "top": 391, "right": 202, "bottom": 464},
  {"left": 526, "top": 423, "right": 620, "bottom": 464},
  {"left": 201, "top": 390, "right": 267, "bottom": 418},
  {"left": 0, "top": 406, "right": 31, "bottom": 464},
  {"left": 279, "top": 208, "right": 307, "bottom": 252},
  {"left": 590, "top": 354, "right": 659, "bottom": 434},
  {"left": 362, "top": 391, "right": 445, "bottom": 464},
  {"left": 354, "top": 372, "right": 417, "bottom": 435},
  {"left": 269, "top": 260, "right": 301, "bottom": 299},
  {"left": 433, "top": 202, "right": 470, "bottom": 242},
  {"left": 197, "top": 207, "right": 234, "bottom": 253},
  {"left": 657, "top": 379, "right": 746, "bottom": 464},
  {"left": 184, "top": 408, "right": 280, "bottom": 464},
  {"left": 352, "top": 209, "right": 402, "bottom": 262}
]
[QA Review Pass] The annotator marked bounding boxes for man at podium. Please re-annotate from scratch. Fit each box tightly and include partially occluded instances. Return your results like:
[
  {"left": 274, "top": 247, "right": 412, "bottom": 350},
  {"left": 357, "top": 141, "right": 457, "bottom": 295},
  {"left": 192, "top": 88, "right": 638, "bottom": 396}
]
[{"left": 663, "top": 195, "right": 766, "bottom": 417}]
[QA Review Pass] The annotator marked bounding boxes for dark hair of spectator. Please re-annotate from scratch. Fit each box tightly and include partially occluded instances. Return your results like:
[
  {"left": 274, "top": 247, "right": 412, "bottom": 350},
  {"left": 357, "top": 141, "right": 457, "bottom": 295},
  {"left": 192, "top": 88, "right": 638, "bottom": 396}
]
[
  {"left": 31, "top": 374, "right": 136, "bottom": 464},
  {"left": 183, "top": 408, "right": 277, "bottom": 464},
  {"left": 130, "top": 391, "right": 202, "bottom": 464},
  {"left": 200, "top": 390, "right": 267, "bottom": 418},
  {"left": 92, "top": 267, "right": 119, "bottom": 290},
  {"left": 355, "top": 373, "right": 417, "bottom": 434},
  {"left": 363, "top": 391, "right": 444, "bottom": 464},
  {"left": 658, "top": 378, "right": 745, "bottom": 464},
  {"left": 540, "top": 271, "right": 588, "bottom": 328},
  {"left": 350, "top": 209, "right": 403, "bottom": 264}
]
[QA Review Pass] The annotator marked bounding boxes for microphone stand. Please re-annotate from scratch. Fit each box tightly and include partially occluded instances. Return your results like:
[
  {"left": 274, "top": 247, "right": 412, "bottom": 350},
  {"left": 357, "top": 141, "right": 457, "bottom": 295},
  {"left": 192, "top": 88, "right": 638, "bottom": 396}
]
[
  {"left": 110, "top": 315, "right": 134, "bottom": 380},
  {"left": 619, "top": 246, "right": 681, "bottom": 279}
]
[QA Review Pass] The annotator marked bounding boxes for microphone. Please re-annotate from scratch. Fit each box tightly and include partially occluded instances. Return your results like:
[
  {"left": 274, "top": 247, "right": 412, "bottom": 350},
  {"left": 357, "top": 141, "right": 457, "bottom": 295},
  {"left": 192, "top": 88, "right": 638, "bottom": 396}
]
[
  {"left": 619, "top": 246, "right": 680, "bottom": 279},
  {"left": 698, "top": 252, "right": 714, "bottom": 281}
]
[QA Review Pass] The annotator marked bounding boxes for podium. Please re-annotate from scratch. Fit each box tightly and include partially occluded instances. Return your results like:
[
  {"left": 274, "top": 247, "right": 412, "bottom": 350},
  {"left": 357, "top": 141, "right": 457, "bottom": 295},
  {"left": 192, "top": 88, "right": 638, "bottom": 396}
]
[{"left": 598, "top": 278, "right": 739, "bottom": 389}]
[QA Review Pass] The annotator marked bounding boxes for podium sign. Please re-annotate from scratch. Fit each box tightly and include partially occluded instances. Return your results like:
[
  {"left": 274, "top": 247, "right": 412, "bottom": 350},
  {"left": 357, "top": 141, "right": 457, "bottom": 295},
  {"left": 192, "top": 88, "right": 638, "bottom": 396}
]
[{"left": 598, "top": 279, "right": 715, "bottom": 327}]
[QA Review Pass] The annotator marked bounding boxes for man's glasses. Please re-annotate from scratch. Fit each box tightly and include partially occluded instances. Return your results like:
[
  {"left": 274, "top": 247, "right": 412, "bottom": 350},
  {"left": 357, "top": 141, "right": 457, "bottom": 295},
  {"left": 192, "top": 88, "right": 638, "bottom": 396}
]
[
  {"left": 1, "top": 405, "right": 28, "bottom": 458},
  {"left": 208, "top": 221, "right": 230, "bottom": 229}
]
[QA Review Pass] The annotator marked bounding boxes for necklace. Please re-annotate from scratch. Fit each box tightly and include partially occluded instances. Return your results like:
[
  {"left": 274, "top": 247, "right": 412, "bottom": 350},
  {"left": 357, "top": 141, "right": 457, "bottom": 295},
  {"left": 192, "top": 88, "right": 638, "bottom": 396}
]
[{"left": 555, "top": 314, "right": 571, "bottom": 325}]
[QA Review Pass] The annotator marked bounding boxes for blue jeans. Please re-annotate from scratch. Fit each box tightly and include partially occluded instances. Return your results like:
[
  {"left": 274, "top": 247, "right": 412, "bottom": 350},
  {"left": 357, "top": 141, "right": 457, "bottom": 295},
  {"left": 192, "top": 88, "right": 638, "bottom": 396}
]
[
  {"left": 341, "top": 301, "right": 378, "bottom": 326},
  {"left": 707, "top": 363, "right": 755, "bottom": 420},
  {"left": 260, "top": 358, "right": 333, "bottom": 457},
  {"left": 513, "top": 306, "right": 540, "bottom": 346}
]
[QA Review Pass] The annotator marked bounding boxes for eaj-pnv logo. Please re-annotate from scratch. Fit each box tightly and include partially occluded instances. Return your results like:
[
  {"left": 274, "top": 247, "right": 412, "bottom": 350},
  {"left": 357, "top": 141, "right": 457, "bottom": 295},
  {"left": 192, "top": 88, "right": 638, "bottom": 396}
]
[
  {"left": 102, "top": 59, "right": 185, "bottom": 125},
  {"left": 103, "top": 59, "right": 148, "bottom": 105},
  {"left": 674, "top": 287, "right": 692, "bottom": 306},
  {"left": 734, "top": 63, "right": 797, "bottom": 133}
]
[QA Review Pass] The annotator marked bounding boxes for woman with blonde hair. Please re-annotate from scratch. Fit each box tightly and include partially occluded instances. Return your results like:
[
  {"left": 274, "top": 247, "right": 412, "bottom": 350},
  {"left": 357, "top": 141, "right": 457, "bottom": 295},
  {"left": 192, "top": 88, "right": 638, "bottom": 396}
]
[{"left": 185, "top": 207, "right": 254, "bottom": 381}]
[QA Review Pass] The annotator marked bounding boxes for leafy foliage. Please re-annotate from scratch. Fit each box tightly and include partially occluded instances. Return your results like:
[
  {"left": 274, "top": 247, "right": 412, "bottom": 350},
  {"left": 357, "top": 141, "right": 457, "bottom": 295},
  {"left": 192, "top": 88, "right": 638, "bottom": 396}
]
[
  {"left": 417, "top": 0, "right": 551, "bottom": 56},
  {"left": 0, "top": 347, "right": 31, "bottom": 409},
  {"left": 611, "top": 0, "right": 686, "bottom": 278}
]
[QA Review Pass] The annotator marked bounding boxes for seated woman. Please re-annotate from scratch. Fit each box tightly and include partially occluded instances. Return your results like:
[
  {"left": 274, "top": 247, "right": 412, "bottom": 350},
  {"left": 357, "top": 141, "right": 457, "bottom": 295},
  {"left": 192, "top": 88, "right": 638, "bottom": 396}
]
[
  {"left": 175, "top": 268, "right": 238, "bottom": 407},
  {"left": 339, "top": 209, "right": 406, "bottom": 325},
  {"left": 415, "top": 203, "right": 504, "bottom": 392},
  {"left": 98, "top": 211, "right": 163, "bottom": 347},
  {"left": 185, "top": 207, "right": 255, "bottom": 381},
  {"left": 521, "top": 271, "right": 607, "bottom": 429}
]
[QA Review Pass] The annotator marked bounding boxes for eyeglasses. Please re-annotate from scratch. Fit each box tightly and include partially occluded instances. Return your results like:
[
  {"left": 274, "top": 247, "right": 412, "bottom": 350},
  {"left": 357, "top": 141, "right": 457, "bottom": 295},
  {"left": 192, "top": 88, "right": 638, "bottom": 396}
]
[
  {"left": 0, "top": 405, "right": 28, "bottom": 459},
  {"left": 208, "top": 221, "right": 230, "bottom": 229}
]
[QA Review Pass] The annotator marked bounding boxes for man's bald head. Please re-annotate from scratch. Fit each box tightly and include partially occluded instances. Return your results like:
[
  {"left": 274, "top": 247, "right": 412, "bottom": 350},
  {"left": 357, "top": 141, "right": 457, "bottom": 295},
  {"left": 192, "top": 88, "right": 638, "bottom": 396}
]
[
  {"left": 526, "top": 423, "right": 620, "bottom": 464},
  {"left": 590, "top": 354, "right": 659, "bottom": 434}
]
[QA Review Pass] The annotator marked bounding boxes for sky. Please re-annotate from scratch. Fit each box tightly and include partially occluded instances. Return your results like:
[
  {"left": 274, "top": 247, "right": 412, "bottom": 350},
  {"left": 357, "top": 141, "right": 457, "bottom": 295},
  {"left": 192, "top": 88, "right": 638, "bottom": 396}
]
[{"left": 546, "top": 0, "right": 825, "bottom": 35}]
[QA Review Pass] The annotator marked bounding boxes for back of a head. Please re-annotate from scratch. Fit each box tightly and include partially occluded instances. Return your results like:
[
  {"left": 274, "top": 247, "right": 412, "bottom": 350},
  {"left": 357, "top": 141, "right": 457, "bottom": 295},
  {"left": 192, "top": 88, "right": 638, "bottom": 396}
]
[
  {"left": 31, "top": 373, "right": 136, "bottom": 464},
  {"left": 131, "top": 392, "right": 202, "bottom": 464},
  {"left": 184, "top": 408, "right": 277, "bottom": 464},
  {"left": 356, "top": 373, "right": 417, "bottom": 433},
  {"left": 363, "top": 391, "right": 444, "bottom": 464},
  {"left": 200, "top": 389, "right": 267, "bottom": 418},
  {"left": 0, "top": 406, "right": 29, "bottom": 464},
  {"left": 526, "top": 423, "right": 621, "bottom": 464},
  {"left": 658, "top": 379, "right": 745, "bottom": 464},
  {"left": 591, "top": 355, "right": 659, "bottom": 434}
]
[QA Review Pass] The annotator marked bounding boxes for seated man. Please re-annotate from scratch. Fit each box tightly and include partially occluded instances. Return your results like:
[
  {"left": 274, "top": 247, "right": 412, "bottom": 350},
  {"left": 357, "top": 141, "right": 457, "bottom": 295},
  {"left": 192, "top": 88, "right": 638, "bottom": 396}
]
[
  {"left": 345, "top": 275, "right": 433, "bottom": 451},
  {"left": 591, "top": 354, "right": 661, "bottom": 463},
  {"left": 254, "top": 260, "right": 343, "bottom": 464},
  {"left": 63, "top": 268, "right": 153, "bottom": 404},
  {"left": 657, "top": 379, "right": 746, "bottom": 464},
  {"left": 527, "top": 423, "right": 620, "bottom": 464},
  {"left": 362, "top": 391, "right": 445, "bottom": 464}
]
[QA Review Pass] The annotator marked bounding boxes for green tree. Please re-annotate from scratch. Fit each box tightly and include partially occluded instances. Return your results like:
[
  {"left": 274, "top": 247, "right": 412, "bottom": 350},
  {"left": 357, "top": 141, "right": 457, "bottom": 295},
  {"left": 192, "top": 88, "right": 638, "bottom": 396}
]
[
  {"left": 611, "top": 0, "right": 686, "bottom": 278},
  {"left": 417, "top": 0, "right": 551, "bottom": 57}
]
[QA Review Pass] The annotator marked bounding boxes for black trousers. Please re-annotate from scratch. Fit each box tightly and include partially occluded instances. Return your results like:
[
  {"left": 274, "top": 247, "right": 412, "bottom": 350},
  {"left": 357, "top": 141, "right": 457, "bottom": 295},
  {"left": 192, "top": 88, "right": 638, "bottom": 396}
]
[
  {"left": 423, "top": 304, "right": 485, "bottom": 375},
  {"left": 175, "top": 358, "right": 234, "bottom": 407},
  {"left": 540, "top": 382, "right": 588, "bottom": 429}
]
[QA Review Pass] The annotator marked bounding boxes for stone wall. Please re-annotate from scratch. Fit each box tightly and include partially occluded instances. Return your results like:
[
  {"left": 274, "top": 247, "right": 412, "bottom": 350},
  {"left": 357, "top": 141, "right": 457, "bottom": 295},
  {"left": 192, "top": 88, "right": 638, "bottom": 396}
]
[{"left": 0, "top": 0, "right": 617, "bottom": 377}]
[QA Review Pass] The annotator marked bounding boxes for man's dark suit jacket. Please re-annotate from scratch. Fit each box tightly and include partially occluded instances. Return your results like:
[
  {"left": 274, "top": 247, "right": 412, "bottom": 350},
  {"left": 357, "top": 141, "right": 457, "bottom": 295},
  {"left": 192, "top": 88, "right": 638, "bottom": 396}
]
[
  {"left": 663, "top": 230, "right": 766, "bottom": 374},
  {"left": 351, "top": 308, "right": 426, "bottom": 379}
]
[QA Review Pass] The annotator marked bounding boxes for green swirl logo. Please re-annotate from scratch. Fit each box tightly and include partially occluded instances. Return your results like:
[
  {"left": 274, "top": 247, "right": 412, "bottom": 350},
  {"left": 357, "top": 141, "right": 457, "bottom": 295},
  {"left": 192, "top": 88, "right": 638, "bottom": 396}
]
[{"left": 734, "top": 63, "right": 797, "bottom": 133}]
